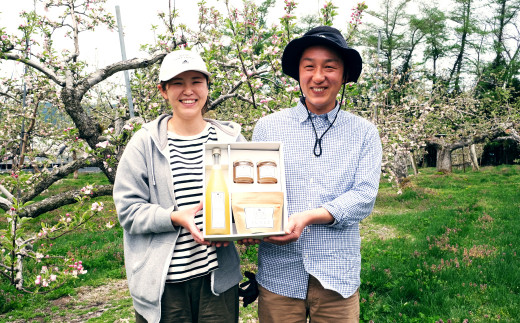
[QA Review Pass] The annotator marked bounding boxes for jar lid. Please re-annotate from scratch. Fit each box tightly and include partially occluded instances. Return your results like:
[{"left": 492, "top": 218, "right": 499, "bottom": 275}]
[
  {"left": 257, "top": 160, "right": 277, "bottom": 164},
  {"left": 233, "top": 159, "right": 253, "bottom": 164}
]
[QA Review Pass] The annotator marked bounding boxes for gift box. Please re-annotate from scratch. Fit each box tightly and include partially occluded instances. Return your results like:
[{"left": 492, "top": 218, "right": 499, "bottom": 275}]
[{"left": 202, "top": 142, "right": 288, "bottom": 241}]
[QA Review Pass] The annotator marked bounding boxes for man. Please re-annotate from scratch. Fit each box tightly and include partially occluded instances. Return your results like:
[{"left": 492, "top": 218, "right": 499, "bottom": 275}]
[{"left": 252, "top": 26, "right": 382, "bottom": 322}]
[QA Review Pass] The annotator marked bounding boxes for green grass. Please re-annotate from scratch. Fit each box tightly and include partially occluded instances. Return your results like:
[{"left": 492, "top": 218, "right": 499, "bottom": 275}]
[
  {"left": 0, "top": 172, "right": 124, "bottom": 321},
  {"left": 1, "top": 166, "right": 519, "bottom": 322},
  {"left": 360, "top": 165, "right": 520, "bottom": 322}
]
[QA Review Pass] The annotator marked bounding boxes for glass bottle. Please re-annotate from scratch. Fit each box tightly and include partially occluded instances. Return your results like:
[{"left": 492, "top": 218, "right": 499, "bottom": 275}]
[{"left": 205, "top": 147, "right": 231, "bottom": 235}]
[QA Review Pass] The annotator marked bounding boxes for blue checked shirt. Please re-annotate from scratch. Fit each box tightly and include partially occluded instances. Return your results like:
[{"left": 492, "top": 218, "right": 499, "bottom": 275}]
[{"left": 252, "top": 100, "right": 382, "bottom": 299}]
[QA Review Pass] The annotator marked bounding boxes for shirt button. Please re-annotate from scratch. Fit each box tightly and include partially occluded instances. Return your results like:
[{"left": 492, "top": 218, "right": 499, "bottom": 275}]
[
  {"left": 309, "top": 178, "right": 314, "bottom": 183},
  {"left": 307, "top": 228, "right": 311, "bottom": 233}
]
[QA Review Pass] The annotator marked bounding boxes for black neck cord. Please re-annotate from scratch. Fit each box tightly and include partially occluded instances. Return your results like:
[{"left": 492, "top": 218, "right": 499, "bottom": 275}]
[{"left": 300, "top": 84, "right": 346, "bottom": 157}]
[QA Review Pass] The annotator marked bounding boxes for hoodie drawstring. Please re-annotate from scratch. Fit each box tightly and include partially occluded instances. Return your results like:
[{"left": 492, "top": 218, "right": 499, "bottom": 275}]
[{"left": 149, "top": 138, "right": 156, "bottom": 186}]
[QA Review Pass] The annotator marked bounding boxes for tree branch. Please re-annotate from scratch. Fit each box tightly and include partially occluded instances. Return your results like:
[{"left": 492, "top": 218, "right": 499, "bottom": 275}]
[
  {"left": 0, "top": 91, "right": 21, "bottom": 103},
  {"left": 236, "top": 94, "right": 254, "bottom": 105},
  {"left": 507, "top": 128, "right": 520, "bottom": 143},
  {"left": 0, "top": 183, "right": 14, "bottom": 201},
  {"left": 210, "top": 93, "right": 239, "bottom": 108},
  {"left": 18, "top": 184, "right": 113, "bottom": 219},
  {"left": 22, "top": 157, "right": 102, "bottom": 203},
  {"left": 80, "top": 52, "right": 167, "bottom": 97},
  {"left": 0, "top": 196, "right": 12, "bottom": 212},
  {"left": 207, "top": 68, "right": 268, "bottom": 109},
  {"left": 2, "top": 53, "right": 65, "bottom": 86}
]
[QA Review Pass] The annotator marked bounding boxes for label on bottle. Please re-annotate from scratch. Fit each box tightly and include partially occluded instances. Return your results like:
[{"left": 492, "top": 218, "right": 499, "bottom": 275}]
[
  {"left": 211, "top": 192, "right": 226, "bottom": 228},
  {"left": 259, "top": 165, "right": 276, "bottom": 179},
  {"left": 244, "top": 207, "right": 274, "bottom": 229},
  {"left": 235, "top": 165, "right": 253, "bottom": 178}
]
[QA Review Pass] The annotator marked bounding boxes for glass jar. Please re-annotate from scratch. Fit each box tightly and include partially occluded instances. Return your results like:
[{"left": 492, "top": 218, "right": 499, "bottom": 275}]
[
  {"left": 257, "top": 160, "right": 278, "bottom": 184},
  {"left": 233, "top": 160, "right": 254, "bottom": 183}
]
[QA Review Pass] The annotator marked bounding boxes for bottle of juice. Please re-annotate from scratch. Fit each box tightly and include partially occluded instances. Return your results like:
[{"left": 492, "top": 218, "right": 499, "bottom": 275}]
[{"left": 205, "top": 147, "right": 231, "bottom": 235}]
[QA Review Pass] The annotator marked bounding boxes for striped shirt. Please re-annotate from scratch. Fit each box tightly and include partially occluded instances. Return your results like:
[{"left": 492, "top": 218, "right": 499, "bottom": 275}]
[
  {"left": 253, "top": 101, "right": 382, "bottom": 299},
  {"left": 166, "top": 123, "right": 219, "bottom": 283}
]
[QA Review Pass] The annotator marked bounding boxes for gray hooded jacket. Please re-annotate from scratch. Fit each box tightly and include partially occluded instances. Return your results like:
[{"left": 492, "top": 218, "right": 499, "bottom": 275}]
[{"left": 114, "top": 114, "right": 245, "bottom": 323}]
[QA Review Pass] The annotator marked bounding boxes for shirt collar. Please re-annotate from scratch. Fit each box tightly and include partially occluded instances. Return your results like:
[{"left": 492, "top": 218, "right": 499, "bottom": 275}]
[{"left": 295, "top": 98, "right": 341, "bottom": 124}]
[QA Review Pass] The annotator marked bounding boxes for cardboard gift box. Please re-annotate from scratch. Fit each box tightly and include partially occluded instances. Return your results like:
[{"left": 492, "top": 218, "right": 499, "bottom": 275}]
[{"left": 202, "top": 142, "right": 288, "bottom": 241}]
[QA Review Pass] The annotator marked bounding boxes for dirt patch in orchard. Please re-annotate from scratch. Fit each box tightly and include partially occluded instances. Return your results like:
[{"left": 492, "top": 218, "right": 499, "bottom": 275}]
[
  {"left": 1, "top": 279, "right": 259, "bottom": 322},
  {"left": 0, "top": 279, "right": 133, "bottom": 323},
  {"left": 54, "top": 279, "right": 131, "bottom": 322}
]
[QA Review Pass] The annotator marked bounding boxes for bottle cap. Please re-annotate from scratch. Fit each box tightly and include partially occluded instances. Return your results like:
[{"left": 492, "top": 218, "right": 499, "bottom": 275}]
[{"left": 212, "top": 147, "right": 221, "bottom": 155}]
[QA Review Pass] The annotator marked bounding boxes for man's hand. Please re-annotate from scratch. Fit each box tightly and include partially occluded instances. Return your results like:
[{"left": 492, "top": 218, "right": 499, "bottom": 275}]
[
  {"left": 263, "top": 212, "right": 307, "bottom": 245},
  {"left": 263, "top": 208, "right": 334, "bottom": 246},
  {"left": 209, "top": 240, "right": 230, "bottom": 248},
  {"left": 170, "top": 201, "right": 210, "bottom": 245}
]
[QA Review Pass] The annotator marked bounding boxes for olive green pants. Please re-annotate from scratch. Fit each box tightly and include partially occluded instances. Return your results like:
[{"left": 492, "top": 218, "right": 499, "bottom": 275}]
[{"left": 135, "top": 274, "right": 239, "bottom": 323}]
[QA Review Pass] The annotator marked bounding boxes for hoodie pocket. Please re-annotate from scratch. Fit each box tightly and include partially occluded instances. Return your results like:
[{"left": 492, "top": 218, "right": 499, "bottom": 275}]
[{"left": 128, "top": 240, "right": 170, "bottom": 305}]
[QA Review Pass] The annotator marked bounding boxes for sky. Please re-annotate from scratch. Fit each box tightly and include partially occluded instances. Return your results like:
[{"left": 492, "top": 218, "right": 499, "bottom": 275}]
[{"left": 1, "top": 0, "right": 446, "bottom": 83}]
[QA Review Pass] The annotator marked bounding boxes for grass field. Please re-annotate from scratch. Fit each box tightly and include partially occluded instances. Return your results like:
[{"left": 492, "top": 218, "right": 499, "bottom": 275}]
[
  {"left": 0, "top": 165, "right": 519, "bottom": 322},
  {"left": 359, "top": 165, "right": 520, "bottom": 322}
]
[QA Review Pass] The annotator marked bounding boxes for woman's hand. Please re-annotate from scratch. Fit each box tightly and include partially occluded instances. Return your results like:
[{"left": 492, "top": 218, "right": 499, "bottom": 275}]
[{"left": 170, "top": 201, "right": 210, "bottom": 245}]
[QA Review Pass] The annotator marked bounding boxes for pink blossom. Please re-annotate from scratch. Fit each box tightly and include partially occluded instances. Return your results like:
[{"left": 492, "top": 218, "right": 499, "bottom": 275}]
[
  {"left": 96, "top": 140, "right": 109, "bottom": 148},
  {"left": 91, "top": 202, "right": 104, "bottom": 212},
  {"left": 123, "top": 124, "right": 134, "bottom": 131}
]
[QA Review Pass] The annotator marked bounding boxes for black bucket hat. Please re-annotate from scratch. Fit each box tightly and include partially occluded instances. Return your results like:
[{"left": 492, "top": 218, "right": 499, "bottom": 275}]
[{"left": 281, "top": 26, "right": 362, "bottom": 83}]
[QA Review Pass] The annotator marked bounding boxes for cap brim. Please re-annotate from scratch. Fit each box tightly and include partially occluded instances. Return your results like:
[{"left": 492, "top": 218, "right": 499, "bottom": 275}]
[
  {"left": 159, "top": 69, "right": 212, "bottom": 82},
  {"left": 282, "top": 36, "right": 362, "bottom": 83}
]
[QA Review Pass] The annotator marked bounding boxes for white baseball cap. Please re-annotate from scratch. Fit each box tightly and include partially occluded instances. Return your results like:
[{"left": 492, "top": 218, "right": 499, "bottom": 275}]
[{"left": 158, "top": 49, "right": 211, "bottom": 82}]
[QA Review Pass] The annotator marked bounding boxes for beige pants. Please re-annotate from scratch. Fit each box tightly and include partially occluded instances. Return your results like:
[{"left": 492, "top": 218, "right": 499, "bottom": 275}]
[{"left": 258, "top": 275, "right": 359, "bottom": 323}]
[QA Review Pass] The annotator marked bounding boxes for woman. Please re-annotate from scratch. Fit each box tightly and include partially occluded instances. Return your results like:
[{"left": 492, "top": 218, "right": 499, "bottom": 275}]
[{"left": 114, "top": 49, "right": 244, "bottom": 323}]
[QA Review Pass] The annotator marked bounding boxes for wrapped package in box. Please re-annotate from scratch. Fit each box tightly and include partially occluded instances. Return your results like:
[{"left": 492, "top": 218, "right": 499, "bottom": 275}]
[{"left": 231, "top": 191, "right": 284, "bottom": 235}]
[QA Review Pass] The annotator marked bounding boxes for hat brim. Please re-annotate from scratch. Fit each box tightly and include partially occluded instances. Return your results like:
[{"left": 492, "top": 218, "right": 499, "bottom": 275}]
[
  {"left": 160, "top": 69, "right": 212, "bottom": 82},
  {"left": 281, "top": 36, "right": 362, "bottom": 83}
]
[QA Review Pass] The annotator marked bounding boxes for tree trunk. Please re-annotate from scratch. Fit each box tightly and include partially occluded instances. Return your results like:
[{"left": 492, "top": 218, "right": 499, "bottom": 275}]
[
  {"left": 393, "top": 150, "right": 409, "bottom": 183},
  {"left": 409, "top": 151, "right": 418, "bottom": 176},
  {"left": 448, "top": 0, "right": 472, "bottom": 92},
  {"left": 436, "top": 146, "right": 453, "bottom": 173},
  {"left": 73, "top": 150, "right": 79, "bottom": 179},
  {"left": 469, "top": 144, "right": 480, "bottom": 171}
]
